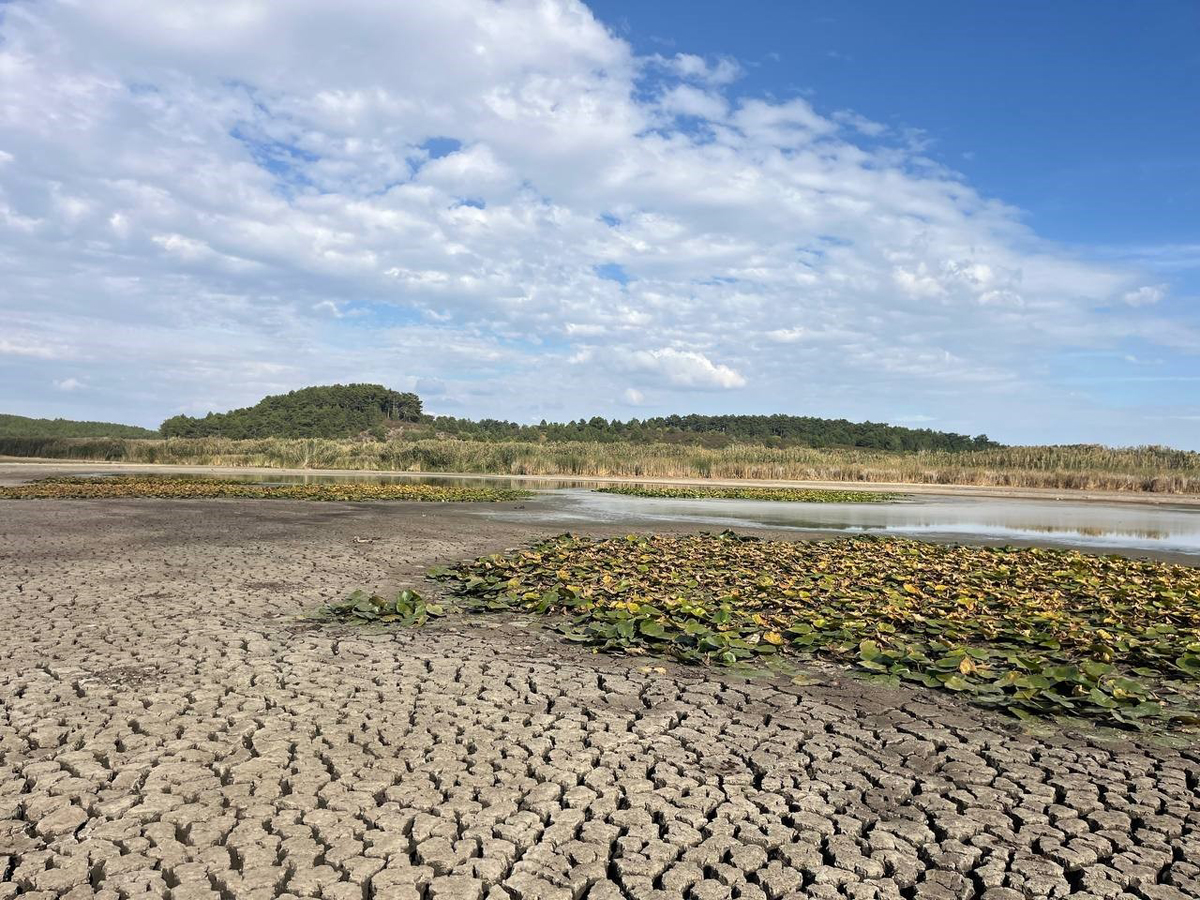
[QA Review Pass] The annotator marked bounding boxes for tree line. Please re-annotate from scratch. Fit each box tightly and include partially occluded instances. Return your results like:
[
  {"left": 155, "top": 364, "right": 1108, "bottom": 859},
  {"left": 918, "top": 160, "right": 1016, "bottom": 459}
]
[
  {"left": 0, "top": 413, "right": 158, "bottom": 439},
  {"left": 424, "top": 413, "right": 997, "bottom": 451},
  {"left": 6, "top": 384, "right": 997, "bottom": 450}
]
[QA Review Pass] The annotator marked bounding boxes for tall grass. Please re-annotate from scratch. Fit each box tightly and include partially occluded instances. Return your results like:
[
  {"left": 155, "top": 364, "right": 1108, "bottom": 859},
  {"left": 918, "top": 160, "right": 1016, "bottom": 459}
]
[{"left": 2, "top": 436, "right": 1198, "bottom": 493}]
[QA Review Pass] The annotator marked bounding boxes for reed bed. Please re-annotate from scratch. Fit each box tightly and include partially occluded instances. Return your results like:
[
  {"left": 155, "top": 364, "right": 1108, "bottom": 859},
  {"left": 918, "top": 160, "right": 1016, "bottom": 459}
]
[{"left": 2, "top": 436, "right": 1198, "bottom": 494}]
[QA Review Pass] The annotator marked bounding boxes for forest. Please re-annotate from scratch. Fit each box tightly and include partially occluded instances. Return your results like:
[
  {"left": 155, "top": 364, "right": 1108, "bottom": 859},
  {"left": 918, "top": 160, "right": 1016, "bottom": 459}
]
[
  {"left": 7, "top": 384, "right": 995, "bottom": 451},
  {"left": 0, "top": 413, "right": 158, "bottom": 439},
  {"left": 423, "top": 412, "right": 998, "bottom": 451}
]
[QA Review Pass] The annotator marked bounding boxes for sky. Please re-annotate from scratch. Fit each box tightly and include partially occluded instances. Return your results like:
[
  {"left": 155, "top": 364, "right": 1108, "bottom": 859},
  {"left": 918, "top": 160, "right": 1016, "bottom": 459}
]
[{"left": 0, "top": 0, "right": 1197, "bottom": 447}]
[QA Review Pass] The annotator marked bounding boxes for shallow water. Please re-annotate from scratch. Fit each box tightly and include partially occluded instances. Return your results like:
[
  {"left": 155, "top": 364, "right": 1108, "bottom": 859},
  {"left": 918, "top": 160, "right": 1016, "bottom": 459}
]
[
  {"left": 82, "top": 470, "right": 1200, "bottom": 557},
  {"left": 478, "top": 488, "right": 1200, "bottom": 558}
]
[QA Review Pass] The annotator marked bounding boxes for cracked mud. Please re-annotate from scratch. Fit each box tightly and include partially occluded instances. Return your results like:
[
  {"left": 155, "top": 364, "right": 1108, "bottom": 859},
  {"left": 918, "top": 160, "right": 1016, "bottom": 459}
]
[{"left": 2, "top": 499, "right": 1200, "bottom": 900}]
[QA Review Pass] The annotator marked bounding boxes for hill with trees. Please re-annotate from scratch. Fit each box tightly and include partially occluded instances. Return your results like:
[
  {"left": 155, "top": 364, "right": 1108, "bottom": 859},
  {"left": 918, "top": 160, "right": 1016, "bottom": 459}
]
[
  {"left": 0, "top": 413, "right": 158, "bottom": 439},
  {"left": 6, "top": 383, "right": 996, "bottom": 450},
  {"left": 157, "top": 383, "right": 997, "bottom": 450},
  {"left": 160, "top": 384, "right": 423, "bottom": 439}
]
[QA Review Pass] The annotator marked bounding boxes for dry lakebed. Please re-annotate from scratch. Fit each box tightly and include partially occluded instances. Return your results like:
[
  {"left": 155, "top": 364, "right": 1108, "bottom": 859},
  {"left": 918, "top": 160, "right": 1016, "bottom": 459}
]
[{"left": 2, "top": 465, "right": 1200, "bottom": 899}]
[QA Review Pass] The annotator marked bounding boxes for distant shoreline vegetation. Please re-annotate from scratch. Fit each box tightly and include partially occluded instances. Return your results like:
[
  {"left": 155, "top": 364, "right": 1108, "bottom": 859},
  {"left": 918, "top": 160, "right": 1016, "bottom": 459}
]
[
  {"left": 160, "top": 384, "right": 1000, "bottom": 451},
  {"left": 594, "top": 485, "right": 901, "bottom": 502},
  {"left": 414, "top": 412, "right": 998, "bottom": 453},
  {"left": 0, "top": 413, "right": 157, "bottom": 440},
  {"left": 1, "top": 436, "right": 1196, "bottom": 494},
  {"left": 4, "top": 383, "right": 1196, "bottom": 493},
  {"left": 22, "top": 383, "right": 1004, "bottom": 452}
]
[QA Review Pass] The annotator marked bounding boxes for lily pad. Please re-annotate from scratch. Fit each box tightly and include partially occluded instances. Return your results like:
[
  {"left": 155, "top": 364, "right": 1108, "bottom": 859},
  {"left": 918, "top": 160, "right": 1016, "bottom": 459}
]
[{"left": 430, "top": 531, "right": 1200, "bottom": 729}]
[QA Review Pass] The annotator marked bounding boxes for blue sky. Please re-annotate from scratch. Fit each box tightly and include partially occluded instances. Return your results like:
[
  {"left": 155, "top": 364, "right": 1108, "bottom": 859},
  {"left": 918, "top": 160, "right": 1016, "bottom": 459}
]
[
  {"left": 595, "top": 0, "right": 1200, "bottom": 247},
  {"left": 0, "top": 0, "right": 1198, "bottom": 447}
]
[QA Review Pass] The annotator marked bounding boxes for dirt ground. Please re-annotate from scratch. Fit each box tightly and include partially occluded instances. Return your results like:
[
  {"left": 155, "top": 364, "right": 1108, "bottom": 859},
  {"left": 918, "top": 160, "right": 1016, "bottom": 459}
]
[{"left": 2, "top": 497, "right": 1200, "bottom": 900}]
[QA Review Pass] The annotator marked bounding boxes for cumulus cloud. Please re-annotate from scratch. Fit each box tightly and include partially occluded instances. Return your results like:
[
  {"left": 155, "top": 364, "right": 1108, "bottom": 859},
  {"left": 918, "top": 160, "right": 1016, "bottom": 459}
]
[
  {"left": 0, "top": 0, "right": 1194, "bottom": 442},
  {"left": 765, "top": 328, "right": 807, "bottom": 344},
  {"left": 659, "top": 85, "right": 729, "bottom": 121},
  {"left": 313, "top": 300, "right": 345, "bottom": 318},
  {"left": 1123, "top": 284, "right": 1167, "bottom": 307},
  {"left": 832, "top": 110, "right": 887, "bottom": 137},
  {"left": 620, "top": 348, "right": 746, "bottom": 390},
  {"left": 1, "top": 337, "right": 62, "bottom": 359},
  {"left": 657, "top": 53, "right": 742, "bottom": 86}
]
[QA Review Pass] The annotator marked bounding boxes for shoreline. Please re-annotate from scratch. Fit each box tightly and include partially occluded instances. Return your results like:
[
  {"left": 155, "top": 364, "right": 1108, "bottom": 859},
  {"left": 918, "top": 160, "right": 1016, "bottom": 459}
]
[{"left": 4, "top": 456, "right": 1200, "bottom": 507}]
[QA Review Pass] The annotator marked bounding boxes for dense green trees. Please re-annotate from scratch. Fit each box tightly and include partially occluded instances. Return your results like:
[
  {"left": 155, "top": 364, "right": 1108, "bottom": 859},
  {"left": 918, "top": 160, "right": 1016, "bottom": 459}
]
[
  {"left": 424, "top": 413, "right": 998, "bottom": 451},
  {"left": 5, "top": 384, "right": 998, "bottom": 450},
  {"left": 159, "top": 384, "right": 422, "bottom": 439},
  {"left": 0, "top": 414, "right": 158, "bottom": 439}
]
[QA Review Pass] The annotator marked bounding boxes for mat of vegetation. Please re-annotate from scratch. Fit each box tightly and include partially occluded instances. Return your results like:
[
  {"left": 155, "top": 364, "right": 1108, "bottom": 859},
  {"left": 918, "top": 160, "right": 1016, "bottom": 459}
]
[
  {"left": 319, "top": 589, "right": 444, "bottom": 626},
  {"left": 0, "top": 475, "right": 531, "bottom": 502},
  {"left": 595, "top": 485, "right": 899, "bottom": 502},
  {"left": 431, "top": 532, "right": 1200, "bottom": 728}
]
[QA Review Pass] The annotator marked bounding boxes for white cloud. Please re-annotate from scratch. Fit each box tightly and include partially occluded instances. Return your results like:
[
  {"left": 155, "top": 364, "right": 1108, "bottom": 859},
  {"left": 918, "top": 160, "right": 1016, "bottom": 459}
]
[
  {"left": 659, "top": 85, "right": 728, "bottom": 121},
  {"left": 623, "top": 387, "right": 645, "bottom": 404},
  {"left": 151, "top": 233, "right": 214, "bottom": 262},
  {"left": 54, "top": 377, "right": 84, "bottom": 391},
  {"left": 0, "top": 0, "right": 1193, "bottom": 444},
  {"left": 1122, "top": 284, "right": 1167, "bottom": 307},
  {"left": 659, "top": 53, "right": 741, "bottom": 86},
  {"left": 0, "top": 337, "right": 61, "bottom": 359},
  {"left": 732, "top": 97, "right": 836, "bottom": 145},
  {"left": 892, "top": 265, "right": 948, "bottom": 299},
  {"left": 620, "top": 348, "right": 746, "bottom": 390},
  {"left": 832, "top": 110, "right": 886, "bottom": 137},
  {"left": 313, "top": 300, "right": 345, "bottom": 317},
  {"left": 765, "top": 328, "right": 807, "bottom": 343}
]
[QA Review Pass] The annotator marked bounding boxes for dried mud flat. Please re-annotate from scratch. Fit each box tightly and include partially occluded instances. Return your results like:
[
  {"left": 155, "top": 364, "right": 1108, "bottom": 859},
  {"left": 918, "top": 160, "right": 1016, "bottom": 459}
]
[{"left": 2, "top": 500, "right": 1200, "bottom": 900}]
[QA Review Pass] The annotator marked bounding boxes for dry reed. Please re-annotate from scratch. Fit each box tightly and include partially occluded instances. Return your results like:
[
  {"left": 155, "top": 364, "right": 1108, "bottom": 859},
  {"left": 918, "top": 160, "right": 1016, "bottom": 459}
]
[{"left": 1, "top": 436, "right": 1197, "bottom": 493}]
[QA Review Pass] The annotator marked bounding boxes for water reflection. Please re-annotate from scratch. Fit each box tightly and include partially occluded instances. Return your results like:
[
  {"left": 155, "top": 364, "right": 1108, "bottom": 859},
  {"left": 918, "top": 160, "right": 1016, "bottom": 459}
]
[
  {"left": 477, "top": 489, "right": 1200, "bottom": 557},
  {"left": 1006, "top": 523, "right": 1168, "bottom": 540}
]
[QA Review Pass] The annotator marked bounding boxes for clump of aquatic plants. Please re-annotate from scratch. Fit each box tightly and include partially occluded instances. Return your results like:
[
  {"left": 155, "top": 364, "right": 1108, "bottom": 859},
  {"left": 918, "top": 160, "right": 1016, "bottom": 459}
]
[
  {"left": 431, "top": 531, "right": 1200, "bottom": 729},
  {"left": 0, "top": 475, "right": 531, "bottom": 503},
  {"left": 320, "top": 589, "right": 443, "bottom": 626},
  {"left": 595, "top": 485, "right": 899, "bottom": 502}
]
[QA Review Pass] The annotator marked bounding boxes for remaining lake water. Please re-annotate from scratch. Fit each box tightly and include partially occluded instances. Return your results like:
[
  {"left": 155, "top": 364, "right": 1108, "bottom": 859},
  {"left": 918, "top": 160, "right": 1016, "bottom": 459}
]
[{"left": 91, "top": 470, "right": 1200, "bottom": 558}]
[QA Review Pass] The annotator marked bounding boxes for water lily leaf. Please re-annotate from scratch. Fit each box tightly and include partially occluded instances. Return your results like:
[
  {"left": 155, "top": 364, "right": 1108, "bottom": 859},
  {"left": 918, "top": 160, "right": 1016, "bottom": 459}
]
[
  {"left": 942, "top": 675, "right": 970, "bottom": 691},
  {"left": 422, "top": 531, "right": 1200, "bottom": 730},
  {"left": 1082, "top": 659, "right": 1114, "bottom": 680},
  {"left": 639, "top": 620, "right": 667, "bottom": 638},
  {"left": 1176, "top": 653, "right": 1200, "bottom": 675}
]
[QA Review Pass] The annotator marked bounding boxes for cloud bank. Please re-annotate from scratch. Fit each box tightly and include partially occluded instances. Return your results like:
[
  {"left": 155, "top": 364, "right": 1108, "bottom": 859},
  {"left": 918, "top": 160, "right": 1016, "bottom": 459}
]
[{"left": 0, "top": 0, "right": 1196, "bottom": 444}]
